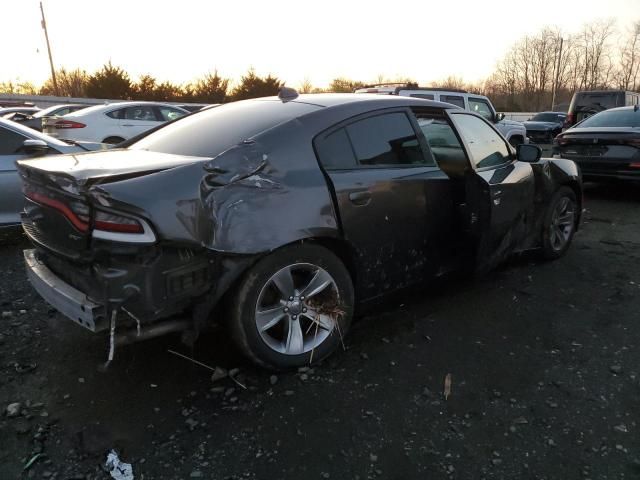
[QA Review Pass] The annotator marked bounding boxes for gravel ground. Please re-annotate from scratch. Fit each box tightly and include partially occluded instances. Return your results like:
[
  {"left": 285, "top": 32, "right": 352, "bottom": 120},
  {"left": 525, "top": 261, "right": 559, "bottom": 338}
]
[{"left": 0, "top": 182, "right": 639, "bottom": 480}]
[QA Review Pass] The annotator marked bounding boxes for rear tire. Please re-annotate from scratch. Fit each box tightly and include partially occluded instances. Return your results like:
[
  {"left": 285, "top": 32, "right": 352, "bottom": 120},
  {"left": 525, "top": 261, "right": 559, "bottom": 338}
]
[
  {"left": 103, "top": 136, "right": 125, "bottom": 145},
  {"left": 540, "top": 186, "right": 577, "bottom": 260},
  {"left": 228, "top": 243, "right": 354, "bottom": 370}
]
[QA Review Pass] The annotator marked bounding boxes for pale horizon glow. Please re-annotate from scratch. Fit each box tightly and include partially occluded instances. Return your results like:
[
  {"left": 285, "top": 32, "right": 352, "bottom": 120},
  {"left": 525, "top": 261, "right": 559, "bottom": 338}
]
[{"left": 1, "top": 0, "right": 639, "bottom": 89}]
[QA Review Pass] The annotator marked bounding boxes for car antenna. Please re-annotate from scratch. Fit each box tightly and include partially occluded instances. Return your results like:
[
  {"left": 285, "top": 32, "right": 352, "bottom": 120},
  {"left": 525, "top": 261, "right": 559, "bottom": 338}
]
[{"left": 278, "top": 86, "right": 299, "bottom": 102}]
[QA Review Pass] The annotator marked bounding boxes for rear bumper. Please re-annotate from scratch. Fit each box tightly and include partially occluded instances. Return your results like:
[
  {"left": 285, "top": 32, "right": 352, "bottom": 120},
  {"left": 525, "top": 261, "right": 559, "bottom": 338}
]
[{"left": 24, "top": 249, "right": 108, "bottom": 332}]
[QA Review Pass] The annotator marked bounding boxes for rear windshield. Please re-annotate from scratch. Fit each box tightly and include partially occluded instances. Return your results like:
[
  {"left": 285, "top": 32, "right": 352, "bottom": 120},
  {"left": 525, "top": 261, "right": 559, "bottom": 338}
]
[
  {"left": 575, "top": 109, "right": 640, "bottom": 128},
  {"left": 574, "top": 92, "right": 623, "bottom": 110},
  {"left": 531, "top": 113, "right": 564, "bottom": 122},
  {"left": 130, "top": 100, "right": 321, "bottom": 157}
]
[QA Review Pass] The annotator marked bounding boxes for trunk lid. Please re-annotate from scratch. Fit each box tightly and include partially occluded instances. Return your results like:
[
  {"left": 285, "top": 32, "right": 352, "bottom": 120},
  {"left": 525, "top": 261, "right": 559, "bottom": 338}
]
[{"left": 18, "top": 149, "right": 207, "bottom": 259}]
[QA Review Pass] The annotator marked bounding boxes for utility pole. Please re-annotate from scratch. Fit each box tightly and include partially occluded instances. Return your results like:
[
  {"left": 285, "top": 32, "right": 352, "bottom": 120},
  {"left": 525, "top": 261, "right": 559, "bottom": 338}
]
[
  {"left": 551, "top": 37, "right": 564, "bottom": 111},
  {"left": 40, "top": 1, "right": 59, "bottom": 96}
]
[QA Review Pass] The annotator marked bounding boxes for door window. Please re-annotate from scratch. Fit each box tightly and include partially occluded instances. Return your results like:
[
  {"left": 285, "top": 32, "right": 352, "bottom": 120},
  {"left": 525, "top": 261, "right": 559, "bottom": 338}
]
[
  {"left": 346, "top": 112, "right": 432, "bottom": 166},
  {"left": 124, "top": 106, "right": 158, "bottom": 121},
  {"left": 414, "top": 113, "right": 466, "bottom": 167},
  {"left": 410, "top": 93, "right": 435, "bottom": 100},
  {"left": 315, "top": 128, "right": 356, "bottom": 170},
  {"left": 440, "top": 95, "right": 465, "bottom": 109},
  {"left": 453, "top": 114, "right": 511, "bottom": 168},
  {"left": 106, "top": 108, "right": 125, "bottom": 119},
  {"left": 0, "top": 126, "right": 27, "bottom": 155},
  {"left": 158, "top": 106, "right": 187, "bottom": 122},
  {"left": 468, "top": 98, "right": 494, "bottom": 121}
]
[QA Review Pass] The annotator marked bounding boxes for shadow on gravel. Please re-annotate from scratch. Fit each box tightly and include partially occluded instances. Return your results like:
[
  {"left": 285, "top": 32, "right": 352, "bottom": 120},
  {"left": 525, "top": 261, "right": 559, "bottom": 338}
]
[{"left": 583, "top": 181, "right": 640, "bottom": 203}]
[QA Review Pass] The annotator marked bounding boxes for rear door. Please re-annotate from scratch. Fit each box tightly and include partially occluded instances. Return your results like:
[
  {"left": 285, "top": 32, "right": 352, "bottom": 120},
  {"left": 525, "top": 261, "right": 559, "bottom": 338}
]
[
  {"left": 446, "top": 112, "right": 535, "bottom": 271},
  {"left": 315, "top": 109, "right": 458, "bottom": 300}
]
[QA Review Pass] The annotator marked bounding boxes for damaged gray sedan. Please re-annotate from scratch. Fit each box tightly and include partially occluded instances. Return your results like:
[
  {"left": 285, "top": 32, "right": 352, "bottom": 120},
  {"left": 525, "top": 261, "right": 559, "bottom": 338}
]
[{"left": 18, "top": 92, "right": 582, "bottom": 369}]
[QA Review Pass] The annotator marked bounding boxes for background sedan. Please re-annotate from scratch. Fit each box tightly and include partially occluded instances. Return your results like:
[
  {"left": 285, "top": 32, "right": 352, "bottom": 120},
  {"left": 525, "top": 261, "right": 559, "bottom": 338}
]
[
  {"left": 524, "top": 111, "right": 567, "bottom": 144},
  {"left": 9, "top": 104, "right": 89, "bottom": 131},
  {"left": 554, "top": 106, "right": 640, "bottom": 182},
  {"left": 42, "top": 101, "right": 189, "bottom": 144}
]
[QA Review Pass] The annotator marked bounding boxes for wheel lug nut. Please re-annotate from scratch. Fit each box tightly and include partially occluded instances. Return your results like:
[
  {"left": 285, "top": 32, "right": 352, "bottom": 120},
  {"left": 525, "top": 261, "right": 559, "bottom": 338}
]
[
  {"left": 292, "top": 315, "right": 297, "bottom": 320},
  {"left": 284, "top": 307, "right": 289, "bottom": 312},
  {"left": 300, "top": 296, "right": 305, "bottom": 300},
  {"left": 303, "top": 308, "right": 307, "bottom": 313},
  {"left": 289, "top": 296, "right": 294, "bottom": 301}
]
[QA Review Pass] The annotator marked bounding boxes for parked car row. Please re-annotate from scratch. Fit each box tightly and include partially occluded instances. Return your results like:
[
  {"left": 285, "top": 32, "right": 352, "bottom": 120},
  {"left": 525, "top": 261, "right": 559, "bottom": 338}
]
[{"left": 17, "top": 90, "right": 583, "bottom": 370}]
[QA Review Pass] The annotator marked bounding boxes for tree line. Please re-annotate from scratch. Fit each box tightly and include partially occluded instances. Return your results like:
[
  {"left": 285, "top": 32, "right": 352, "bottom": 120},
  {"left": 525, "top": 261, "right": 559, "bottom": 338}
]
[{"left": 1, "top": 19, "right": 638, "bottom": 111}]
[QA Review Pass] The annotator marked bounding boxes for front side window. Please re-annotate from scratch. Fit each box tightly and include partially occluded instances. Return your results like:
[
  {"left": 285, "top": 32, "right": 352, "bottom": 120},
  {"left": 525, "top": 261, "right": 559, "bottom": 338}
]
[
  {"left": 453, "top": 114, "right": 510, "bottom": 168},
  {"left": 0, "top": 126, "right": 27, "bottom": 155},
  {"left": 414, "top": 113, "right": 466, "bottom": 167},
  {"left": 346, "top": 112, "right": 431, "bottom": 166},
  {"left": 440, "top": 95, "right": 465, "bottom": 109},
  {"left": 468, "top": 98, "right": 494, "bottom": 121}
]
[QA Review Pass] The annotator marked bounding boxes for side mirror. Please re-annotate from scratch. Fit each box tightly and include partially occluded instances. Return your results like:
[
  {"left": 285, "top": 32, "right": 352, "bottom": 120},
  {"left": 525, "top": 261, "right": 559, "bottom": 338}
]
[
  {"left": 22, "top": 139, "right": 49, "bottom": 155},
  {"left": 494, "top": 112, "right": 505, "bottom": 123},
  {"left": 517, "top": 144, "right": 542, "bottom": 163}
]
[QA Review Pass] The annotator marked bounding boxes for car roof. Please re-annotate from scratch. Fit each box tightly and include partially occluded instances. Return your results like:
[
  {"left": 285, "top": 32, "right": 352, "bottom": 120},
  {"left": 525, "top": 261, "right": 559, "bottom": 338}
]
[
  {"left": 602, "top": 105, "right": 640, "bottom": 112},
  {"left": 263, "top": 93, "right": 457, "bottom": 110}
]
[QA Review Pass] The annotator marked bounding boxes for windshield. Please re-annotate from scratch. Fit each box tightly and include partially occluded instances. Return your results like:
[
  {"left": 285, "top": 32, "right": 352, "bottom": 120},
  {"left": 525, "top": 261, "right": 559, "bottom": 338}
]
[
  {"left": 130, "top": 99, "right": 321, "bottom": 157},
  {"left": 575, "top": 109, "right": 640, "bottom": 128},
  {"left": 531, "top": 113, "right": 564, "bottom": 122}
]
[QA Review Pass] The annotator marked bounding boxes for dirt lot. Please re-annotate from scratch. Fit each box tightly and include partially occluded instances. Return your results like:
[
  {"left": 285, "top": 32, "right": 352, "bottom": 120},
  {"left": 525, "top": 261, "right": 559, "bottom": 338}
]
[{"left": 1, "top": 183, "right": 639, "bottom": 480}]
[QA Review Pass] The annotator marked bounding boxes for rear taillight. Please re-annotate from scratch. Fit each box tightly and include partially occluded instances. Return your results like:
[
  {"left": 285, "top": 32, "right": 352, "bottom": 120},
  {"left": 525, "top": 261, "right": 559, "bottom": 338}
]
[
  {"left": 94, "top": 210, "right": 144, "bottom": 234},
  {"left": 630, "top": 162, "right": 640, "bottom": 169},
  {"left": 25, "top": 191, "right": 89, "bottom": 232},
  {"left": 566, "top": 113, "right": 574, "bottom": 126},
  {"left": 53, "top": 119, "right": 86, "bottom": 129}
]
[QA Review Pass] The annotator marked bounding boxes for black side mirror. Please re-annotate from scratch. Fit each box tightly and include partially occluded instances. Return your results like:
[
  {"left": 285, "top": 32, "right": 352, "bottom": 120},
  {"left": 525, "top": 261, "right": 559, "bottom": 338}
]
[
  {"left": 22, "top": 139, "right": 49, "bottom": 155},
  {"left": 494, "top": 112, "right": 505, "bottom": 123},
  {"left": 517, "top": 144, "right": 542, "bottom": 163}
]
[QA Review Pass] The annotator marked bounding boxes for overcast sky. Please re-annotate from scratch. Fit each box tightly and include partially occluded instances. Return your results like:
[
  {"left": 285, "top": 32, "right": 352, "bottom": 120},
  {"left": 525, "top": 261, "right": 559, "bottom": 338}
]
[{"left": 2, "top": 0, "right": 639, "bottom": 89}]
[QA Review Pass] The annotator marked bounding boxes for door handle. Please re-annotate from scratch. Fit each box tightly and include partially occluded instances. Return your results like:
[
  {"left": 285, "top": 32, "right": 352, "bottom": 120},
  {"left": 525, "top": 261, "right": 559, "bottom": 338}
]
[{"left": 348, "top": 190, "right": 371, "bottom": 206}]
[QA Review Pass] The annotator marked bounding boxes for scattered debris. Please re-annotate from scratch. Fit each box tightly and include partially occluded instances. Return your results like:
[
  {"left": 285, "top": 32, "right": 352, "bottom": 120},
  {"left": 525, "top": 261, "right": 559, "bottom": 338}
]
[
  {"left": 5, "top": 402, "right": 21, "bottom": 417},
  {"left": 211, "top": 367, "right": 228, "bottom": 383},
  {"left": 269, "top": 375, "right": 278, "bottom": 385},
  {"left": 105, "top": 450, "right": 134, "bottom": 480},
  {"left": 610, "top": 365, "right": 623, "bottom": 374},
  {"left": 444, "top": 374, "right": 452, "bottom": 400},
  {"left": 23, "top": 453, "right": 42, "bottom": 471},
  {"left": 614, "top": 424, "right": 628, "bottom": 433}
]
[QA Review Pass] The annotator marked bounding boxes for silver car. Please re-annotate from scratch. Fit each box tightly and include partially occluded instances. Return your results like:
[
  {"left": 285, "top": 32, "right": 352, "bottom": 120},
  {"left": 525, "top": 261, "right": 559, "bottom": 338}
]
[{"left": 0, "top": 117, "right": 106, "bottom": 227}]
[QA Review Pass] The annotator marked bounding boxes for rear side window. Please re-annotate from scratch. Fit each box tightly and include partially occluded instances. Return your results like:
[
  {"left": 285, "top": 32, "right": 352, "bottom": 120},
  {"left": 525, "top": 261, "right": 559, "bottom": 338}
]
[
  {"left": 346, "top": 112, "right": 431, "bottom": 166},
  {"left": 315, "top": 128, "right": 356, "bottom": 169},
  {"left": 106, "top": 108, "right": 124, "bottom": 119},
  {"left": 453, "top": 114, "right": 510, "bottom": 168},
  {"left": 440, "top": 95, "right": 465, "bottom": 109},
  {"left": 0, "top": 126, "right": 27, "bottom": 155}
]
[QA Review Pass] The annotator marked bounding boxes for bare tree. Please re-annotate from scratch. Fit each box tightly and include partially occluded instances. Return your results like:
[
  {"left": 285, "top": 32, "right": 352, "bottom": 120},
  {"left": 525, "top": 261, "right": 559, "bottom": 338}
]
[{"left": 616, "top": 20, "right": 640, "bottom": 90}]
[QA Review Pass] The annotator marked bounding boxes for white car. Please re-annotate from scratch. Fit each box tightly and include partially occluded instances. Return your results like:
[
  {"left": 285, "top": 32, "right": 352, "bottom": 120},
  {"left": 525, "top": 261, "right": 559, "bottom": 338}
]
[{"left": 43, "top": 101, "right": 189, "bottom": 144}]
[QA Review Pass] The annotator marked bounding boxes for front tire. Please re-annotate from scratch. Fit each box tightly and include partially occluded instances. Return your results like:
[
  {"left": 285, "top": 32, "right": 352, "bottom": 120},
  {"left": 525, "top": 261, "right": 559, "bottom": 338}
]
[
  {"left": 540, "top": 186, "right": 577, "bottom": 260},
  {"left": 228, "top": 244, "right": 354, "bottom": 370}
]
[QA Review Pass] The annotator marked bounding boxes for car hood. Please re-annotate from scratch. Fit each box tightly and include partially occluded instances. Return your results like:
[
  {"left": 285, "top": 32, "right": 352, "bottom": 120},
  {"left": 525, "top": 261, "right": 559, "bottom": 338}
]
[
  {"left": 524, "top": 121, "right": 561, "bottom": 130},
  {"left": 498, "top": 119, "right": 524, "bottom": 128},
  {"left": 17, "top": 148, "right": 208, "bottom": 185}
]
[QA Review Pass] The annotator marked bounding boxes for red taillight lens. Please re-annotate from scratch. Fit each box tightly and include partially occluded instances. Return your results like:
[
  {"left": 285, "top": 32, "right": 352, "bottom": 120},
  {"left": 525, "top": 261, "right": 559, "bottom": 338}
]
[
  {"left": 630, "top": 162, "right": 640, "bottom": 169},
  {"left": 94, "top": 210, "right": 144, "bottom": 234},
  {"left": 54, "top": 119, "right": 86, "bottom": 129},
  {"left": 25, "top": 191, "right": 89, "bottom": 232}
]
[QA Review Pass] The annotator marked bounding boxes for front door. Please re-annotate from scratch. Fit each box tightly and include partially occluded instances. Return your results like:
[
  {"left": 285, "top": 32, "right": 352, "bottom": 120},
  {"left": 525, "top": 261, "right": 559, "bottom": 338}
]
[
  {"left": 118, "top": 105, "right": 161, "bottom": 138},
  {"left": 314, "top": 109, "right": 457, "bottom": 300},
  {"left": 447, "top": 112, "right": 535, "bottom": 271}
]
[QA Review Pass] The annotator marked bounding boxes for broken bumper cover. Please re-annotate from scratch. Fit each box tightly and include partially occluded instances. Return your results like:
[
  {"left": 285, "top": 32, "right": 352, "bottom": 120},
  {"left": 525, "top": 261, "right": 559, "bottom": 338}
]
[{"left": 24, "top": 249, "right": 107, "bottom": 332}]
